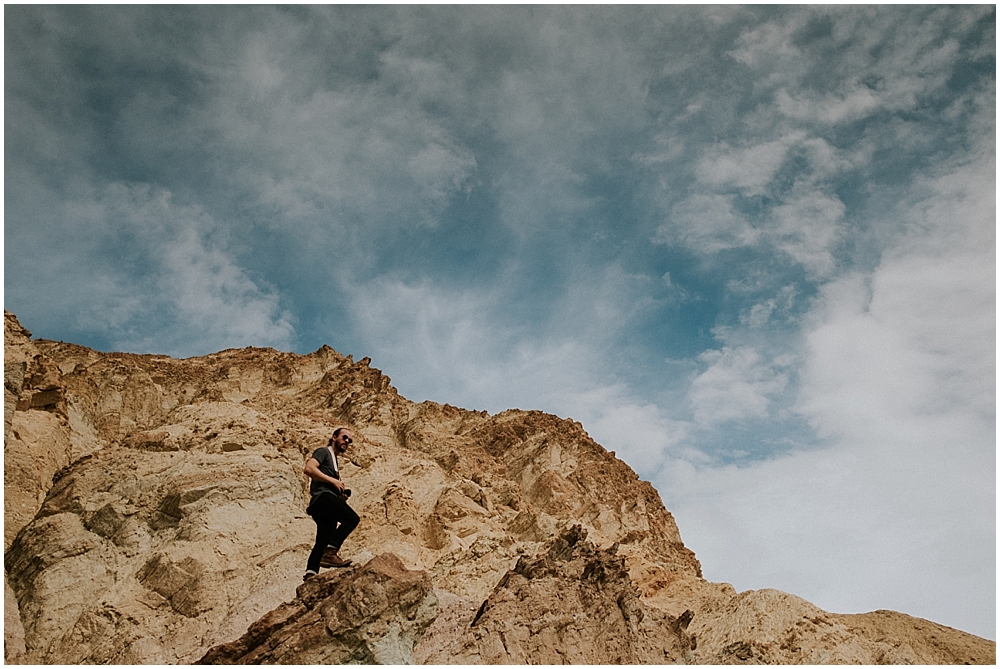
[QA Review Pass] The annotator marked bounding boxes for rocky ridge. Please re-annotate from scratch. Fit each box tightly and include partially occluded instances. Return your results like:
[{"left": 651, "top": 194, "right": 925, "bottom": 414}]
[{"left": 3, "top": 311, "right": 994, "bottom": 664}]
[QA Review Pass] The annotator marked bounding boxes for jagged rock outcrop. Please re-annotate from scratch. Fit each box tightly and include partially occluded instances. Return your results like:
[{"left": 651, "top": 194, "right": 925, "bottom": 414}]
[
  {"left": 4, "top": 310, "right": 995, "bottom": 665},
  {"left": 4, "top": 314, "right": 73, "bottom": 551},
  {"left": 199, "top": 553, "right": 437, "bottom": 664},
  {"left": 413, "top": 525, "right": 697, "bottom": 664}
]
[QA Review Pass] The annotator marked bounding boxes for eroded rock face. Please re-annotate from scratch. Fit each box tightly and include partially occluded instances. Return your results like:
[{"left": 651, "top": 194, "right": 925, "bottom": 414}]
[
  {"left": 413, "top": 525, "right": 696, "bottom": 664},
  {"left": 4, "top": 574, "right": 27, "bottom": 663},
  {"left": 3, "top": 311, "right": 995, "bottom": 665},
  {"left": 199, "top": 553, "right": 437, "bottom": 664},
  {"left": 4, "top": 313, "right": 74, "bottom": 550},
  {"left": 5, "top": 446, "right": 313, "bottom": 663}
]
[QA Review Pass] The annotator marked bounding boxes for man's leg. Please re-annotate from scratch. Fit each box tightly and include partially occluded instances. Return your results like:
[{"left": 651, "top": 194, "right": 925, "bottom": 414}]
[
  {"left": 326, "top": 495, "right": 360, "bottom": 554},
  {"left": 306, "top": 495, "right": 339, "bottom": 574}
]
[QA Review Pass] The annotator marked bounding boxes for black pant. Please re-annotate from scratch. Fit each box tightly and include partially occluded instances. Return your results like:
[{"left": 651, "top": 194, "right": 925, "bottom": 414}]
[{"left": 306, "top": 492, "right": 360, "bottom": 573}]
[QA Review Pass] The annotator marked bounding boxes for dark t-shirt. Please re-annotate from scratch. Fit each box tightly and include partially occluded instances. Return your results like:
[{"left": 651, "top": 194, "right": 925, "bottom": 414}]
[{"left": 309, "top": 446, "right": 341, "bottom": 500}]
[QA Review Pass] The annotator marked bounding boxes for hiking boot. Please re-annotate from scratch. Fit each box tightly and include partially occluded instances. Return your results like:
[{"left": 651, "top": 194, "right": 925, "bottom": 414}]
[
  {"left": 320, "top": 548, "right": 352, "bottom": 568},
  {"left": 303, "top": 569, "right": 318, "bottom": 581}
]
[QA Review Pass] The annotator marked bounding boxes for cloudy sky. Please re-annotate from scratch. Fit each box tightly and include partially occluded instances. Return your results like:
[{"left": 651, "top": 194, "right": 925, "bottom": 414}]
[{"left": 5, "top": 5, "right": 995, "bottom": 639}]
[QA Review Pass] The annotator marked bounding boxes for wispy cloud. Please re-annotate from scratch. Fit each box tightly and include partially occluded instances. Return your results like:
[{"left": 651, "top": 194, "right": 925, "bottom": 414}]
[
  {"left": 18, "top": 182, "right": 295, "bottom": 356},
  {"left": 690, "top": 347, "right": 791, "bottom": 426},
  {"left": 770, "top": 186, "right": 845, "bottom": 277},
  {"left": 660, "top": 194, "right": 760, "bottom": 253},
  {"left": 663, "top": 146, "right": 995, "bottom": 638},
  {"left": 695, "top": 133, "right": 805, "bottom": 195}
]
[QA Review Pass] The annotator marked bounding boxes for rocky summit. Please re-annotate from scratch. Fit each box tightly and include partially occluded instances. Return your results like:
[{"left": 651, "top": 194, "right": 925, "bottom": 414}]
[{"left": 4, "top": 310, "right": 994, "bottom": 665}]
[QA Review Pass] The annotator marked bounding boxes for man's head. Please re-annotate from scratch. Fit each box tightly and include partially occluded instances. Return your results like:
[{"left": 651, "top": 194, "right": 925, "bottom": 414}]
[{"left": 330, "top": 428, "right": 353, "bottom": 454}]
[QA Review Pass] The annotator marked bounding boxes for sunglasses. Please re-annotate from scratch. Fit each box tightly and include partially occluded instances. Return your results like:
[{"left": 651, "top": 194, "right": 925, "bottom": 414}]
[{"left": 340, "top": 436, "right": 353, "bottom": 444}]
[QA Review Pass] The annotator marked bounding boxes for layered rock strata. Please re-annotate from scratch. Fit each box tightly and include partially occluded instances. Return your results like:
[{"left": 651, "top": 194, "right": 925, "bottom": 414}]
[{"left": 4, "top": 311, "right": 995, "bottom": 664}]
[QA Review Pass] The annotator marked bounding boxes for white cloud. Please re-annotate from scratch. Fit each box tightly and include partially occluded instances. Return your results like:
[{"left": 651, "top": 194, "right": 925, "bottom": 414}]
[
  {"left": 660, "top": 272, "right": 695, "bottom": 305},
  {"left": 728, "top": 16, "right": 808, "bottom": 70},
  {"left": 776, "top": 85, "right": 880, "bottom": 125},
  {"left": 659, "top": 193, "right": 760, "bottom": 252},
  {"left": 741, "top": 301, "right": 776, "bottom": 329},
  {"left": 664, "top": 130, "right": 852, "bottom": 278},
  {"left": 632, "top": 133, "right": 685, "bottom": 166},
  {"left": 770, "top": 187, "right": 846, "bottom": 278},
  {"left": 695, "top": 133, "right": 805, "bottom": 196},
  {"left": 343, "top": 263, "right": 659, "bottom": 404},
  {"left": 660, "top": 152, "right": 995, "bottom": 639},
  {"left": 157, "top": 225, "right": 294, "bottom": 352},
  {"left": 690, "top": 346, "right": 790, "bottom": 426},
  {"left": 729, "top": 8, "right": 972, "bottom": 120},
  {"left": 800, "top": 153, "right": 994, "bottom": 436},
  {"left": 558, "top": 391, "right": 698, "bottom": 475},
  {"left": 196, "top": 24, "right": 481, "bottom": 232},
  {"left": 661, "top": 426, "right": 993, "bottom": 637},
  {"left": 78, "top": 184, "right": 295, "bottom": 355},
  {"left": 342, "top": 278, "right": 505, "bottom": 398},
  {"left": 245, "top": 90, "right": 478, "bottom": 227}
]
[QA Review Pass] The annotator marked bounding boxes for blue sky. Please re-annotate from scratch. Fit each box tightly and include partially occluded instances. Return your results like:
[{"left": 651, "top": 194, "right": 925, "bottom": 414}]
[{"left": 5, "top": 6, "right": 995, "bottom": 638}]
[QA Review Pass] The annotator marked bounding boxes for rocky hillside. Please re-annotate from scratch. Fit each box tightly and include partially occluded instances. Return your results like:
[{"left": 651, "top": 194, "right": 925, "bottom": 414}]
[{"left": 4, "top": 311, "right": 994, "bottom": 664}]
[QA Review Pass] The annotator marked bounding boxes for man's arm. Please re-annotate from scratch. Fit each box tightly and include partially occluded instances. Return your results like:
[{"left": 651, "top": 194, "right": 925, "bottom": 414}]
[{"left": 304, "top": 457, "right": 345, "bottom": 493}]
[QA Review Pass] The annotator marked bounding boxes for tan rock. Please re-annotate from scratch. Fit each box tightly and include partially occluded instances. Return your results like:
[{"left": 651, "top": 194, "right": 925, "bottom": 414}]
[
  {"left": 4, "top": 312, "right": 75, "bottom": 548},
  {"left": 5, "top": 407, "right": 73, "bottom": 549},
  {"left": 688, "top": 588, "right": 996, "bottom": 664},
  {"left": 4, "top": 310, "right": 36, "bottom": 368},
  {"left": 5, "top": 444, "right": 314, "bottom": 663},
  {"left": 837, "top": 609, "right": 998, "bottom": 665},
  {"left": 199, "top": 553, "right": 437, "bottom": 664},
  {"left": 413, "top": 525, "right": 696, "bottom": 664},
  {"left": 4, "top": 572, "right": 27, "bottom": 663}
]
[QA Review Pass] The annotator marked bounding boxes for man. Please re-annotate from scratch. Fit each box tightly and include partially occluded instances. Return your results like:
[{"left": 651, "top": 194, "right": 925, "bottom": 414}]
[{"left": 302, "top": 427, "right": 360, "bottom": 580}]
